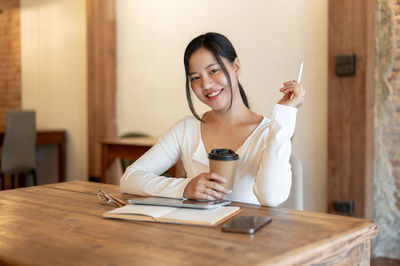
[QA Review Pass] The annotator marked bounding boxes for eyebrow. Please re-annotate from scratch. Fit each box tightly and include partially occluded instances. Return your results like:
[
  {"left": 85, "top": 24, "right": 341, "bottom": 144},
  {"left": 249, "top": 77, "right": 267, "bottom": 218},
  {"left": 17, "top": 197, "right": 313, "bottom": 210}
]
[{"left": 188, "top": 63, "right": 220, "bottom": 76}]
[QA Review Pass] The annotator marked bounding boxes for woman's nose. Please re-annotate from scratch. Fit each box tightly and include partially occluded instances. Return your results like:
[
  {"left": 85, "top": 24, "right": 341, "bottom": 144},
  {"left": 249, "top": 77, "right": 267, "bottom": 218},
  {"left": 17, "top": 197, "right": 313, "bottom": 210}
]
[{"left": 201, "top": 75, "right": 213, "bottom": 90}]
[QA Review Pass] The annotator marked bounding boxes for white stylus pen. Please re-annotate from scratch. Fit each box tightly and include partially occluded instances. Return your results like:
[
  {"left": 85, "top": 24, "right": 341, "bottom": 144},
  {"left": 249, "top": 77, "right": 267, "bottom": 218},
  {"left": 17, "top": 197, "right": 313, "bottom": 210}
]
[{"left": 297, "top": 60, "right": 304, "bottom": 83}]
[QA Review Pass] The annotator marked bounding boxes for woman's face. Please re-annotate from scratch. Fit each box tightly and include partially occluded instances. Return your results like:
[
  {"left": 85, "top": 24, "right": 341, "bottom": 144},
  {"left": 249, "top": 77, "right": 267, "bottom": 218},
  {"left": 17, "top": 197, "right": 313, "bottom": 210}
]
[{"left": 188, "top": 47, "right": 240, "bottom": 112}]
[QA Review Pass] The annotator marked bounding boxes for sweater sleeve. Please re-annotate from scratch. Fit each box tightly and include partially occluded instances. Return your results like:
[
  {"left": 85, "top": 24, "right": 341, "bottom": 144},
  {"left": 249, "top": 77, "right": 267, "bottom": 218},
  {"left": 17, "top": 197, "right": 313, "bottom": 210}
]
[
  {"left": 253, "top": 104, "right": 297, "bottom": 207},
  {"left": 120, "top": 118, "right": 191, "bottom": 198}
]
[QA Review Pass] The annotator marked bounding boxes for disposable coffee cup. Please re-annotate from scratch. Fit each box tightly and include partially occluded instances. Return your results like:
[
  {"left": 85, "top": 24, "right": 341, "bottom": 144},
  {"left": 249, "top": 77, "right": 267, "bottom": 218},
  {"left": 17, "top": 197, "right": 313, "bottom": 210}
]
[{"left": 208, "top": 149, "right": 239, "bottom": 191}]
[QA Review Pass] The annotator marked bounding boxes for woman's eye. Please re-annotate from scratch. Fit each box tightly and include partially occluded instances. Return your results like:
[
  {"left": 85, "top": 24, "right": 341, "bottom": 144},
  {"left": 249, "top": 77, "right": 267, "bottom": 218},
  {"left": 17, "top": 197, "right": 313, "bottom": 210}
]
[
  {"left": 190, "top": 76, "right": 199, "bottom": 82},
  {"left": 210, "top": 68, "right": 219, "bottom": 74}
]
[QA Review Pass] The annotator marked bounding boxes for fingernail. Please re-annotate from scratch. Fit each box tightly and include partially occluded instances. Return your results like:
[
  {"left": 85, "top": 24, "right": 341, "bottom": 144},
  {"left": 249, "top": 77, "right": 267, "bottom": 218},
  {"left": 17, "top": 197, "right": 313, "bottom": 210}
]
[{"left": 227, "top": 190, "right": 232, "bottom": 194}]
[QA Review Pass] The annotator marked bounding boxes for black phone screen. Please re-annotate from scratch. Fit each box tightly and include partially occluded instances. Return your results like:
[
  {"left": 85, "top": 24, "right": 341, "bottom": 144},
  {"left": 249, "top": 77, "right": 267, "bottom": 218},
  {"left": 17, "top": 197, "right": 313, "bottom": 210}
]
[{"left": 221, "top": 216, "right": 272, "bottom": 234}]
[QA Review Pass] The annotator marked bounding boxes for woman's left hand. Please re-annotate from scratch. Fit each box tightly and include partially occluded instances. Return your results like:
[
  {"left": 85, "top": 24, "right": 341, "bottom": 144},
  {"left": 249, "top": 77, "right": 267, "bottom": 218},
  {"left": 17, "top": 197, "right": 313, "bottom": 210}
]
[{"left": 277, "top": 80, "right": 306, "bottom": 108}]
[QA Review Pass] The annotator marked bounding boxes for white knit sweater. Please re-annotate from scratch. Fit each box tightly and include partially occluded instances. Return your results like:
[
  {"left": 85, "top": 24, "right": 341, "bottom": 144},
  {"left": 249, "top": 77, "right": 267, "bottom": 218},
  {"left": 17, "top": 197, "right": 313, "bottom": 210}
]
[{"left": 120, "top": 104, "right": 297, "bottom": 206}]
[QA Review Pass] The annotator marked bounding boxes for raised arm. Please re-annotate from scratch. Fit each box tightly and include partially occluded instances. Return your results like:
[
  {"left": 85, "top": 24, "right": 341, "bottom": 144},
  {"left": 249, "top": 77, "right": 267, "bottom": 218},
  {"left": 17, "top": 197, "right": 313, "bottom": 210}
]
[
  {"left": 253, "top": 80, "right": 304, "bottom": 206},
  {"left": 253, "top": 104, "right": 297, "bottom": 206},
  {"left": 120, "top": 119, "right": 190, "bottom": 198}
]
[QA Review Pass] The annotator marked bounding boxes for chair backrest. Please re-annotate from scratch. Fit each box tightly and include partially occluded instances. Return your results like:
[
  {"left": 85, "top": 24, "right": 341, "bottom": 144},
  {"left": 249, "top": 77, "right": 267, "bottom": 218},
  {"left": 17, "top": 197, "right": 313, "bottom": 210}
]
[
  {"left": 119, "top": 132, "right": 149, "bottom": 173},
  {"left": 279, "top": 155, "right": 304, "bottom": 210},
  {"left": 1, "top": 110, "right": 36, "bottom": 172}
]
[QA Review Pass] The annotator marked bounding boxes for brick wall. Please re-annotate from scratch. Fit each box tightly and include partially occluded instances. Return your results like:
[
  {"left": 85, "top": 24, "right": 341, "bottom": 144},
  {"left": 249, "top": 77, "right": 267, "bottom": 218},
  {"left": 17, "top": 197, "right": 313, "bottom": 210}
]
[
  {"left": 392, "top": 1, "right": 400, "bottom": 209},
  {"left": 374, "top": 0, "right": 400, "bottom": 259},
  {"left": 0, "top": 0, "right": 21, "bottom": 131}
]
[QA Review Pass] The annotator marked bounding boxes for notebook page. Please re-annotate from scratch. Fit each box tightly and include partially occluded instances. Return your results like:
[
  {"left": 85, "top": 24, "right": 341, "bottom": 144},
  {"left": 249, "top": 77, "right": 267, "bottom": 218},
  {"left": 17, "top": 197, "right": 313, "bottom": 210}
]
[
  {"left": 106, "top": 205, "right": 177, "bottom": 218},
  {"left": 159, "top": 206, "right": 240, "bottom": 226}
]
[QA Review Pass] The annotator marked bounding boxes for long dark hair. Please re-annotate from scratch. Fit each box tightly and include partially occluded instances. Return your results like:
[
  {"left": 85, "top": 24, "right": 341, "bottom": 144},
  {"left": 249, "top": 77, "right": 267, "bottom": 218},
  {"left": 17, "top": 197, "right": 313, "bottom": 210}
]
[{"left": 183, "top": 32, "right": 249, "bottom": 121}]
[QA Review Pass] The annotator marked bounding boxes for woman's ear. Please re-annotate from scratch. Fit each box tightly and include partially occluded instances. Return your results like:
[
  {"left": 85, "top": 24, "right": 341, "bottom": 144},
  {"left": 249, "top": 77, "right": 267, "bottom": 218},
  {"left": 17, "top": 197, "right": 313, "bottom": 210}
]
[{"left": 233, "top": 57, "right": 241, "bottom": 76}]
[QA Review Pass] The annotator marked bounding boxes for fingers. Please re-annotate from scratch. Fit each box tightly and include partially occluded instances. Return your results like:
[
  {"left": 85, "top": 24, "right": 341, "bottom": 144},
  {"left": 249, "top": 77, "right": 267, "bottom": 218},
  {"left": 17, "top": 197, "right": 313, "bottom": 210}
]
[
  {"left": 194, "top": 184, "right": 225, "bottom": 201},
  {"left": 204, "top": 187, "right": 224, "bottom": 200},
  {"left": 200, "top": 173, "right": 230, "bottom": 199},
  {"left": 183, "top": 172, "right": 232, "bottom": 200},
  {"left": 284, "top": 80, "right": 306, "bottom": 96},
  {"left": 277, "top": 80, "right": 306, "bottom": 108},
  {"left": 207, "top": 172, "right": 227, "bottom": 184},
  {"left": 280, "top": 80, "right": 299, "bottom": 92},
  {"left": 205, "top": 179, "right": 230, "bottom": 194}
]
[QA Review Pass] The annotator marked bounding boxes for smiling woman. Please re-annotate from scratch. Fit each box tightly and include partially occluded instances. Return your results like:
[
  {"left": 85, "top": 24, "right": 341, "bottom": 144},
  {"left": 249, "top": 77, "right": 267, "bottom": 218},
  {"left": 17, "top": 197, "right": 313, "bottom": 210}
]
[
  {"left": 184, "top": 33, "right": 249, "bottom": 120},
  {"left": 120, "top": 33, "right": 306, "bottom": 207},
  {"left": 188, "top": 48, "right": 238, "bottom": 113},
  {"left": 117, "top": 0, "right": 328, "bottom": 212}
]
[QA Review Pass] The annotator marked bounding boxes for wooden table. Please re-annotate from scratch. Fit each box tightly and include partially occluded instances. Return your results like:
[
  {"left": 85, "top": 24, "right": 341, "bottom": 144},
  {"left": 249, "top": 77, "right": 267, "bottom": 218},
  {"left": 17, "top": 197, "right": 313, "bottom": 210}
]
[
  {"left": 0, "top": 130, "right": 66, "bottom": 181},
  {"left": 101, "top": 137, "right": 185, "bottom": 183},
  {"left": 0, "top": 181, "right": 378, "bottom": 265}
]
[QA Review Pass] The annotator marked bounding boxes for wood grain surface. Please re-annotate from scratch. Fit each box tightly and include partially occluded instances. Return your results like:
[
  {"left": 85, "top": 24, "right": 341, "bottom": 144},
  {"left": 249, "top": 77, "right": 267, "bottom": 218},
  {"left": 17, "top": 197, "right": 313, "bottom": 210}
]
[
  {"left": 0, "top": 181, "right": 377, "bottom": 266},
  {"left": 328, "top": 0, "right": 375, "bottom": 219}
]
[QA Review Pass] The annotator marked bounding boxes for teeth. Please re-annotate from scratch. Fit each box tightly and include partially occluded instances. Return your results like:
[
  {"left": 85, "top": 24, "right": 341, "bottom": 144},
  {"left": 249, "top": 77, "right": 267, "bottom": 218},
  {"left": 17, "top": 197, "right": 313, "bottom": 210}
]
[{"left": 207, "top": 90, "right": 222, "bottom": 98}]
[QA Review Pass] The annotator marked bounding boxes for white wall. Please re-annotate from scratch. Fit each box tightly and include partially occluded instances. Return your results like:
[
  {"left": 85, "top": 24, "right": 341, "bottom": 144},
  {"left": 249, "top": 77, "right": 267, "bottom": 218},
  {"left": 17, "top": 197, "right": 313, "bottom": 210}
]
[
  {"left": 20, "top": 0, "right": 88, "bottom": 180},
  {"left": 117, "top": 0, "right": 328, "bottom": 212}
]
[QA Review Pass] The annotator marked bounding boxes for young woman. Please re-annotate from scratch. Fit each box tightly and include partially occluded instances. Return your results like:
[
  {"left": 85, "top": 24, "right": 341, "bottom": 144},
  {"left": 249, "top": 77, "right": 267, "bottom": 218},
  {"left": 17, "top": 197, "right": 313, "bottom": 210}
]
[{"left": 120, "top": 32, "right": 305, "bottom": 206}]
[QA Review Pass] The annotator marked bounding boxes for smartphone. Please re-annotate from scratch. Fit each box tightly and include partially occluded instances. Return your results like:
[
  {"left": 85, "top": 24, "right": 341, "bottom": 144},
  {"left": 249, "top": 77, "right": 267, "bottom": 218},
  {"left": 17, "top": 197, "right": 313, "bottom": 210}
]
[
  {"left": 127, "top": 197, "right": 231, "bottom": 209},
  {"left": 221, "top": 216, "right": 272, "bottom": 234}
]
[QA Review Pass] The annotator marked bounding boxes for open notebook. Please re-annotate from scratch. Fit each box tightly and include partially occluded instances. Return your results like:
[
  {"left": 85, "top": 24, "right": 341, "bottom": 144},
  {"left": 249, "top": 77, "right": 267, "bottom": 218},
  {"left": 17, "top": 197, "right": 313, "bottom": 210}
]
[{"left": 102, "top": 204, "right": 241, "bottom": 227}]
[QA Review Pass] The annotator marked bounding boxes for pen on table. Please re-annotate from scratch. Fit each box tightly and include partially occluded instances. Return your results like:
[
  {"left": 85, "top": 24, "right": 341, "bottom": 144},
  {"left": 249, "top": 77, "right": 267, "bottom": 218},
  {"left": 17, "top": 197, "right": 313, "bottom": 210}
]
[{"left": 297, "top": 60, "right": 304, "bottom": 83}]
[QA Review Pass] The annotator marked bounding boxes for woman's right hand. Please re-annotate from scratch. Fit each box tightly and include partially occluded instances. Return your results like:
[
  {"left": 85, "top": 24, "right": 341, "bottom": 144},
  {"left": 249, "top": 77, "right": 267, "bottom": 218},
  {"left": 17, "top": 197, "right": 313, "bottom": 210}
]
[
  {"left": 183, "top": 172, "right": 231, "bottom": 200},
  {"left": 277, "top": 80, "right": 306, "bottom": 108}
]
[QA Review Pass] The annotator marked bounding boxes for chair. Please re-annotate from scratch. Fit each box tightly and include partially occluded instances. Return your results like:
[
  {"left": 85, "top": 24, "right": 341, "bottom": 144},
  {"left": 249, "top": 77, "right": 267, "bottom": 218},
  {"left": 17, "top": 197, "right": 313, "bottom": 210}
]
[
  {"left": 119, "top": 132, "right": 185, "bottom": 177},
  {"left": 279, "top": 155, "right": 304, "bottom": 210},
  {"left": 0, "top": 111, "right": 37, "bottom": 190},
  {"left": 119, "top": 132, "right": 149, "bottom": 173}
]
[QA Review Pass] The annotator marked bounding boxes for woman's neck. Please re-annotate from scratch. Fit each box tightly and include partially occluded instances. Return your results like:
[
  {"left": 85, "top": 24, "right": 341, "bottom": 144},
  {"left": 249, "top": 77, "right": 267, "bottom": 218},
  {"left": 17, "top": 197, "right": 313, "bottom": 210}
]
[{"left": 204, "top": 95, "right": 253, "bottom": 126}]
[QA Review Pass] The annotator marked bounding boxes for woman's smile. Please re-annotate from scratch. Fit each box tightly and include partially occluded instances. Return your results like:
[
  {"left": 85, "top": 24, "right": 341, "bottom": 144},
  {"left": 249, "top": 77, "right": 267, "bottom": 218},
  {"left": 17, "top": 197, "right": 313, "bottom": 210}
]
[{"left": 206, "top": 89, "right": 224, "bottom": 99}]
